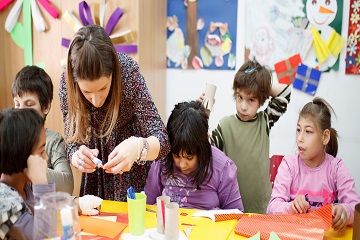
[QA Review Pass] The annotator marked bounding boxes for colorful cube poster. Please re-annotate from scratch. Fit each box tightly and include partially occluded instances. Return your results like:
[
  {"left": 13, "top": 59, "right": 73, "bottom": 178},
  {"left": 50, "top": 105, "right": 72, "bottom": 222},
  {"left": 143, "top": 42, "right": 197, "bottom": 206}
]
[{"left": 166, "top": 0, "right": 238, "bottom": 70}]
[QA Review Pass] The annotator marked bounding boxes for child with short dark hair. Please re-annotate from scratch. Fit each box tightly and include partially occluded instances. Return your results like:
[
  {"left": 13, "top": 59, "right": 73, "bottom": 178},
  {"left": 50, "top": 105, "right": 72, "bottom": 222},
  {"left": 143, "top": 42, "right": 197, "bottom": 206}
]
[
  {"left": 267, "top": 97, "right": 360, "bottom": 232},
  {"left": 145, "top": 101, "right": 243, "bottom": 210},
  {"left": 12, "top": 66, "right": 74, "bottom": 194},
  {"left": 0, "top": 108, "right": 55, "bottom": 239},
  {"left": 0, "top": 108, "right": 102, "bottom": 239},
  {"left": 209, "top": 60, "right": 291, "bottom": 213}
]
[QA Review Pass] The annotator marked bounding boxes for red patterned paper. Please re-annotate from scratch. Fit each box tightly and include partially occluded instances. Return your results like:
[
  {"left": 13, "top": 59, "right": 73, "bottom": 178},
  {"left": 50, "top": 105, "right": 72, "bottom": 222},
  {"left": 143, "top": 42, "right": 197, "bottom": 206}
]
[
  {"left": 345, "top": 0, "right": 360, "bottom": 74},
  {"left": 234, "top": 204, "right": 332, "bottom": 240}
]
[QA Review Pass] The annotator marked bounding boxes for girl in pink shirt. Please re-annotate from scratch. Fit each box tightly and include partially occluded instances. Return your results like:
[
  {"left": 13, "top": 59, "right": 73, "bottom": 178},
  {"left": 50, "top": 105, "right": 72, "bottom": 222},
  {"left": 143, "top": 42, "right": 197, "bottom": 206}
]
[{"left": 267, "top": 97, "right": 360, "bottom": 232}]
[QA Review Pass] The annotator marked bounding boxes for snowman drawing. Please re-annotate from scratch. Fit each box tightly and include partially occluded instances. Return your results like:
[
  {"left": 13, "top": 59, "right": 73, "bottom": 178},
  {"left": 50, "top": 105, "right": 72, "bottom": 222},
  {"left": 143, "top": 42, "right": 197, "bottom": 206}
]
[{"left": 303, "top": 0, "right": 344, "bottom": 71}]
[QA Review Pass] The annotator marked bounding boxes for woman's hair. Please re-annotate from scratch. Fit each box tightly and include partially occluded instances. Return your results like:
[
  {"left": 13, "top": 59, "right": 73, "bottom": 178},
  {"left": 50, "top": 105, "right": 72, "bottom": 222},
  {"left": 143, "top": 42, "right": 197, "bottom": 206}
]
[
  {"left": 0, "top": 108, "right": 44, "bottom": 174},
  {"left": 233, "top": 60, "right": 272, "bottom": 105},
  {"left": 12, "top": 65, "right": 53, "bottom": 112},
  {"left": 163, "top": 101, "right": 213, "bottom": 189},
  {"left": 66, "top": 25, "right": 122, "bottom": 143},
  {"left": 299, "top": 97, "right": 338, "bottom": 157}
]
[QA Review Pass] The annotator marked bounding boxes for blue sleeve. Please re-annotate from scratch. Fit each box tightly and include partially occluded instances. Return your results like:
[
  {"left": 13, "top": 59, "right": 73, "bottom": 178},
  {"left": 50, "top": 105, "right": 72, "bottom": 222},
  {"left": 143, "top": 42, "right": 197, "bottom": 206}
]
[{"left": 144, "top": 160, "right": 164, "bottom": 204}]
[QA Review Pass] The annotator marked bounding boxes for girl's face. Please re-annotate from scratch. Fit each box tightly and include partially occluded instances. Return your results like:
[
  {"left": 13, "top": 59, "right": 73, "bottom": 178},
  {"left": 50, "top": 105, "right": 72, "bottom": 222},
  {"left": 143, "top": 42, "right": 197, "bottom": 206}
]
[
  {"left": 235, "top": 89, "right": 260, "bottom": 121},
  {"left": 296, "top": 117, "right": 329, "bottom": 167},
  {"left": 173, "top": 150, "right": 198, "bottom": 175},
  {"left": 77, "top": 74, "right": 112, "bottom": 108},
  {"left": 14, "top": 92, "right": 49, "bottom": 119},
  {"left": 33, "top": 127, "right": 48, "bottom": 161}
]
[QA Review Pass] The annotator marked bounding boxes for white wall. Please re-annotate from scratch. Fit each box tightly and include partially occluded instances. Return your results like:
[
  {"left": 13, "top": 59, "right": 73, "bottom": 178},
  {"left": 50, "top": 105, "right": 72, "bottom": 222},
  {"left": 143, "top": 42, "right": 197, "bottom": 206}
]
[{"left": 166, "top": 0, "right": 360, "bottom": 193}]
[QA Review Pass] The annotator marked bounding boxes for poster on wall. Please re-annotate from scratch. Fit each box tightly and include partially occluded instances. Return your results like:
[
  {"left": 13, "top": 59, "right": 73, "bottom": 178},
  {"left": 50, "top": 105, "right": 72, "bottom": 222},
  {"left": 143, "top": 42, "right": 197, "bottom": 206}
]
[
  {"left": 166, "top": 0, "right": 238, "bottom": 70},
  {"left": 244, "top": 0, "right": 344, "bottom": 73},
  {"left": 301, "top": 0, "right": 344, "bottom": 72},
  {"left": 345, "top": 0, "right": 360, "bottom": 75},
  {"left": 244, "top": 0, "right": 305, "bottom": 70}
]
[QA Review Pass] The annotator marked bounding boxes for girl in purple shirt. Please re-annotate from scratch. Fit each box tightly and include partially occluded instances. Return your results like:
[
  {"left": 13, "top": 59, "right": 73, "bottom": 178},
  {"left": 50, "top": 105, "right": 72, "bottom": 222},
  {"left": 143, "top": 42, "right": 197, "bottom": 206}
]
[
  {"left": 267, "top": 97, "right": 360, "bottom": 232},
  {"left": 145, "top": 101, "right": 244, "bottom": 210}
]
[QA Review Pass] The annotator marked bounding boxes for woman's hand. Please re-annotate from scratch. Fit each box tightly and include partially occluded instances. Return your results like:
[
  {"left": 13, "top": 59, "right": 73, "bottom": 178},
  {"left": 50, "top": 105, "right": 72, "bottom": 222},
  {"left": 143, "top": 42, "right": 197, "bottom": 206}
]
[
  {"left": 103, "top": 137, "right": 141, "bottom": 174},
  {"left": 72, "top": 145, "right": 99, "bottom": 173},
  {"left": 24, "top": 154, "right": 48, "bottom": 184},
  {"left": 290, "top": 195, "right": 310, "bottom": 214},
  {"left": 332, "top": 205, "right": 348, "bottom": 233}
]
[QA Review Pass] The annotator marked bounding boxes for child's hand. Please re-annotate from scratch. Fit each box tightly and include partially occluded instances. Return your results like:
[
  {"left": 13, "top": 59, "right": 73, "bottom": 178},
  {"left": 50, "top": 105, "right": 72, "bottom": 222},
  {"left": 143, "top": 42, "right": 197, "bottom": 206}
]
[
  {"left": 332, "top": 205, "right": 348, "bottom": 233},
  {"left": 290, "top": 195, "right": 310, "bottom": 213},
  {"left": 198, "top": 92, "right": 205, "bottom": 103},
  {"left": 24, "top": 154, "right": 48, "bottom": 184}
]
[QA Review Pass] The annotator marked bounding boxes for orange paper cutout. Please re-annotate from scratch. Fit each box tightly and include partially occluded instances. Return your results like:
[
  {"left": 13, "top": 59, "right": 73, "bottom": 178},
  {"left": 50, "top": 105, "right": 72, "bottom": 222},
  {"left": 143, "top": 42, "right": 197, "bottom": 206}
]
[
  {"left": 79, "top": 215, "right": 127, "bottom": 238},
  {"left": 234, "top": 204, "right": 332, "bottom": 240}
]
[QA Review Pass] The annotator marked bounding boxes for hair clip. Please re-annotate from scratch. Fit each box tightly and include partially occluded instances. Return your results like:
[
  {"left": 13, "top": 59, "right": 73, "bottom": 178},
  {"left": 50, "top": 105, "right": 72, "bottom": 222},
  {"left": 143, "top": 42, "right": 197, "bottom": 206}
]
[
  {"left": 81, "top": 35, "right": 85, "bottom": 41},
  {"left": 245, "top": 68, "right": 255, "bottom": 73}
]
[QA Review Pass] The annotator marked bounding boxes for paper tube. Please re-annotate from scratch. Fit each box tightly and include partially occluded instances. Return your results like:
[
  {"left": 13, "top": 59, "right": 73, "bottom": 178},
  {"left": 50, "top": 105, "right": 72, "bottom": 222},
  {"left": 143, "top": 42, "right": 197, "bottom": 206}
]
[
  {"left": 353, "top": 203, "right": 360, "bottom": 240},
  {"left": 165, "top": 202, "right": 179, "bottom": 240},
  {"left": 156, "top": 196, "right": 170, "bottom": 234},
  {"left": 202, "top": 83, "right": 217, "bottom": 112},
  {"left": 127, "top": 193, "right": 146, "bottom": 236}
]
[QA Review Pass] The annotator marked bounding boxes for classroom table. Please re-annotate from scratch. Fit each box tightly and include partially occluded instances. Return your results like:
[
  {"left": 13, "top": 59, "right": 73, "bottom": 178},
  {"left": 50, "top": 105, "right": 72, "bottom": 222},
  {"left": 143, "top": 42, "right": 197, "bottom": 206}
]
[{"left": 100, "top": 200, "right": 353, "bottom": 240}]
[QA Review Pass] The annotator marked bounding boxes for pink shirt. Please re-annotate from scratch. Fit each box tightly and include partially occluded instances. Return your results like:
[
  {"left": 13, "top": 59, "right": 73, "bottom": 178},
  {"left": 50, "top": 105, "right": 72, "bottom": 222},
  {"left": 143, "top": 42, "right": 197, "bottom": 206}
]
[{"left": 267, "top": 153, "right": 360, "bottom": 224}]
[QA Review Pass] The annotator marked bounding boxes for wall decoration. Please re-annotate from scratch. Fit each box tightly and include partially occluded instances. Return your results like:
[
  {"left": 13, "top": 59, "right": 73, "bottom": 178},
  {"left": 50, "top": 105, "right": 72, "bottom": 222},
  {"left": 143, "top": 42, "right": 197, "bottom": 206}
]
[
  {"left": 244, "top": 0, "right": 305, "bottom": 70},
  {"left": 0, "top": 0, "right": 59, "bottom": 66},
  {"left": 166, "top": 0, "right": 238, "bottom": 70},
  {"left": 302, "top": 0, "right": 345, "bottom": 72},
  {"left": 345, "top": 0, "right": 360, "bottom": 75},
  {"left": 61, "top": 1, "right": 137, "bottom": 55},
  {"left": 274, "top": 54, "right": 302, "bottom": 84},
  {"left": 293, "top": 63, "right": 322, "bottom": 96}
]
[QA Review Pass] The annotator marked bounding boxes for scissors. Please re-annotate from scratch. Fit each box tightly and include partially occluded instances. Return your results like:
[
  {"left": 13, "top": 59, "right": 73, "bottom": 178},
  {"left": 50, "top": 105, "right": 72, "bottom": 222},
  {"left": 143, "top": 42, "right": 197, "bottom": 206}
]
[{"left": 127, "top": 186, "right": 136, "bottom": 199}]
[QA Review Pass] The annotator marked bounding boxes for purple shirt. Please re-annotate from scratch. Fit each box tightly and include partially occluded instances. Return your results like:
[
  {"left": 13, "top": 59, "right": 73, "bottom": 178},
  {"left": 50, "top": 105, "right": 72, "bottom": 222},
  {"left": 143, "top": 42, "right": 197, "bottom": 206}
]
[
  {"left": 145, "top": 146, "right": 244, "bottom": 211},
  {"left": 267, "top": 153, "right": 360, "bottom": 224}
]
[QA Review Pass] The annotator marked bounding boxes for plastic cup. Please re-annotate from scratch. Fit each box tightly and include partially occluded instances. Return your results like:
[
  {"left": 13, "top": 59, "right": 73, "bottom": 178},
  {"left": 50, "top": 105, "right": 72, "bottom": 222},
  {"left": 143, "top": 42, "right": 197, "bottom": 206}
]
[
  {"left": 127, "top": 193, "right": 146, "bottom": 236},
  {"left": 156, "top": 196, "right": 170, "bottom": 234}
]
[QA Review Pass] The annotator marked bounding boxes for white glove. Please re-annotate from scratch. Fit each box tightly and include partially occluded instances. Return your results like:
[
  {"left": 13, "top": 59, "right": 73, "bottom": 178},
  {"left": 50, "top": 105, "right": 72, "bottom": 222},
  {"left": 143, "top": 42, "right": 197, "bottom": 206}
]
[{"left": 79, "top": 195, "right": 103, "bottom": 215}]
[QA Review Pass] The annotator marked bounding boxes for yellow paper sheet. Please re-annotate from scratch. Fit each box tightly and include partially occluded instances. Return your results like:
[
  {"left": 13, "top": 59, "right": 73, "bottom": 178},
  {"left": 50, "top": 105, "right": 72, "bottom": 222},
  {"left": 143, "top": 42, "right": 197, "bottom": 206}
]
[{"left": 79, "top": 215, "right": 127, "bottom": 238}]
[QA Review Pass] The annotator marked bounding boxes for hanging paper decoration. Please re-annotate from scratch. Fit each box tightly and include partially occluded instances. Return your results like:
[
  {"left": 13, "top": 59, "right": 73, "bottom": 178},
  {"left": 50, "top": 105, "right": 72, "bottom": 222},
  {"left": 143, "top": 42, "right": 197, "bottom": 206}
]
[
  {"left": 286, "top": 18, "right": 313, "bottom": 61},
  {"left": 345, "top": 0, "right": 360, "bottom": 75},
  {"left": 62, "top": 0, "right": 137, "bottom": 54},
  {"left": 293, "top": 63, "right": 322, "bottom": 96},
  {"left": 274, "top": 54, "right": 302, "bottom": 84},
  {"left": 0, "top": 0, "right": 58, "bottom": 66}
]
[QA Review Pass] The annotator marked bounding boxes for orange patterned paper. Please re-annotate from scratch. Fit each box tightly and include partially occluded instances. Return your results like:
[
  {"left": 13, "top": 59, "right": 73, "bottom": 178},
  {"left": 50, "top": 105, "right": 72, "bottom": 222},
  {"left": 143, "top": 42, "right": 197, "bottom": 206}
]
[
  {"left": 234, "top": 204, "right": 332, "bottom": 240},
  {"left": 214, "top": 213, "right": 246, "bottom": 222}
]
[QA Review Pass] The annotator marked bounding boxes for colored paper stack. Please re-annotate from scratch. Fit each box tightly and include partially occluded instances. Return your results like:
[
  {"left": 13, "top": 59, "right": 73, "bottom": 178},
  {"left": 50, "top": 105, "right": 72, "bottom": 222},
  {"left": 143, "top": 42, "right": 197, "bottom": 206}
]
[{"left": 234, "top": 204, "right": 332, "bottom": 240}]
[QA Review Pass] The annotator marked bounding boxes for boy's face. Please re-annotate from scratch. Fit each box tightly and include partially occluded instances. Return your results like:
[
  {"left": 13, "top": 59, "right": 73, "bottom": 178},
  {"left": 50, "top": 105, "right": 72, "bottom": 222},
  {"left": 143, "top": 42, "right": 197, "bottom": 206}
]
[
  {"left": 14, "top": 92, "right": 47, "bottom": 119},
  {"left": 235, "top": 89, "right": 260, "bottom": 121}
]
